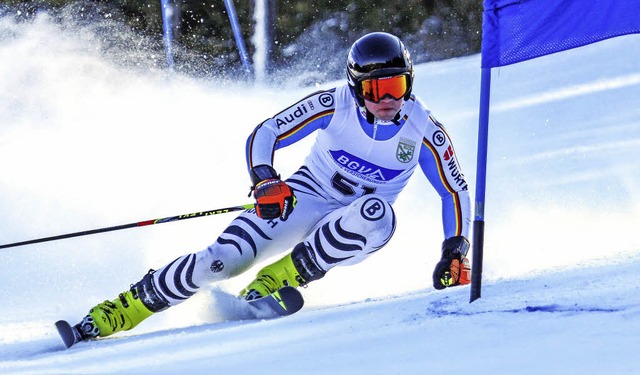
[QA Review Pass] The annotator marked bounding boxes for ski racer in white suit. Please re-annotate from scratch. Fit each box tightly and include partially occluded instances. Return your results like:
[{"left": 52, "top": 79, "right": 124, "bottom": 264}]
[{"left": 68, "top": 32, "right": 472, "bottom": 341}]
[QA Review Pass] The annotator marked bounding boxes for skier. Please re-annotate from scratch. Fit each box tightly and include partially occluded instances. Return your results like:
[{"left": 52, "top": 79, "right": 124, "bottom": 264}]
[{"left": 62, "top": 32, "right": 472, "bottom": 344}]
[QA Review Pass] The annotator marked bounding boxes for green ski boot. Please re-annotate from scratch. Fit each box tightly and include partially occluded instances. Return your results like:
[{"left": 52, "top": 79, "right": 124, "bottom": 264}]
[
  {"left": 76, "top": 271, "right": 169, "bottom": 339},
  {"left": 241, "top": 242, "right": 326, "bottom": 300}
]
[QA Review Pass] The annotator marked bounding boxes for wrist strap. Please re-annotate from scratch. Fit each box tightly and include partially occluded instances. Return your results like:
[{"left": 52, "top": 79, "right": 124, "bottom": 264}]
[{"left": 250, "top": 164, "right": 279, "bottom": 185}]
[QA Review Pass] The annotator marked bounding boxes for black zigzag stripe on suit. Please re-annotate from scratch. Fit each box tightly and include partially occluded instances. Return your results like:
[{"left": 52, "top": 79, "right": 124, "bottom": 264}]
[{"left": 154, "top": 254, "right": 199, "bottom": 305}]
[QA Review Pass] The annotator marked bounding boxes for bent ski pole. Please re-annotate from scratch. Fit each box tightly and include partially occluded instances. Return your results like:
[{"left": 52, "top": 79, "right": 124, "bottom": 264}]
[{"left": 0, "top": 203, "right": 256, "bottom": 250}]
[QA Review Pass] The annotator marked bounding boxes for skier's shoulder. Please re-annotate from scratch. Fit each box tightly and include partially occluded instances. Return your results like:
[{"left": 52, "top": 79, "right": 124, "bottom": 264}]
[
  {"left": 270, "top": 86, "right": 339, "bottom": 129},
  {"left": 303, "top": 83, "right": 357, "bottom": 110},
  {"left": 399, "top": 93, "right": 435, "bottom": 131},
  {"left": 405, "top": 93, "right": 431, "bottom": 116},
  {"left": 293, "top": 85, "right": 342, "bottom": 109},
  {"left": 273, "top": 88, "right": 336, "bottom": 122}
]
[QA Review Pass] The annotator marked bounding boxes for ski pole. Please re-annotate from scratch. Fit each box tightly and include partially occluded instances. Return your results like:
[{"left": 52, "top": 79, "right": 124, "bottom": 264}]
[{"left": 0, "top": 203, "right": 256, "bottom": 250}]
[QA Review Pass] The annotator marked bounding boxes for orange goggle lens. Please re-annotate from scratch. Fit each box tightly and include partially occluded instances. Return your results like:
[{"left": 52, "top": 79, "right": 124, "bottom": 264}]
[{"left": 359, "top": 75, "right": 409, "bottom": 103}]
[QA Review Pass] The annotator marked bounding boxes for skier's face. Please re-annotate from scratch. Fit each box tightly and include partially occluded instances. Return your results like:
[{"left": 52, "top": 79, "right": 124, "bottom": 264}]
[{"left": 364, "top": 96, "right": 403, "bottom": 121}]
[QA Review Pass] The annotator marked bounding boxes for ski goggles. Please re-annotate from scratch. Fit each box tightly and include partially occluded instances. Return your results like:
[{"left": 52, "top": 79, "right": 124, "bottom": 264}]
[{"left": 359, "top": 74, "right": 410, "bottom": 103}]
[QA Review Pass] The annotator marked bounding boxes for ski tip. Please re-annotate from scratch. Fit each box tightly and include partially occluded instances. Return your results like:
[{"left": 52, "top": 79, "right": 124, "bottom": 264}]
[
  {"left": 274, "top": 286, "right": 304, "bottom": 315},
  {"left": 55, "top": 320, "right": 79, "bottom": 349},
  {"left": 245, "top": 286, "right": 305, "bottom": 319}
]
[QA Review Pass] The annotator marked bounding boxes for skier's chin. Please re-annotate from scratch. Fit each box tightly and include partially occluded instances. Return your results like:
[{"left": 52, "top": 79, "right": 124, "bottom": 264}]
[{"left": 375, "top": 109, "right": 399, "bottom": 121}]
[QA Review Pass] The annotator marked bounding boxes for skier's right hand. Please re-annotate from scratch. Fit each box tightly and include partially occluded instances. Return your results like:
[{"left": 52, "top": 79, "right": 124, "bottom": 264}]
[
  {"left": 250, "top": 165, "right": 296, "bottom": 221},
  {"left": 253, "top": 178, "right": 296, "bottom": 221}
]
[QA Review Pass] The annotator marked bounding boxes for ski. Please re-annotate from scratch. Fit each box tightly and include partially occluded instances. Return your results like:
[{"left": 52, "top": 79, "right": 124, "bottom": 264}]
[
  {"left": 55, "top": 319, "right": 84, "bottom": 349},
  {"left": 55, "top": 286, "right": 304, "bottom": 349},
  {"left": 244, "top": 286, "right": 304, "bottom": 319}
]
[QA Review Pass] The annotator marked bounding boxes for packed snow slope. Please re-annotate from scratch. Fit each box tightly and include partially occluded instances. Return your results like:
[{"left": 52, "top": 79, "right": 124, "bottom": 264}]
[{"left": 1, "top": 14, "right": 639, "bottom": 374}]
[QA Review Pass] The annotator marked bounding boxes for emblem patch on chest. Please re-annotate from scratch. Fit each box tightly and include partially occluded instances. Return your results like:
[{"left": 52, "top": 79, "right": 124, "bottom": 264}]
[{"left": 396, "top": 138, "right": 416, "bottom": 163}]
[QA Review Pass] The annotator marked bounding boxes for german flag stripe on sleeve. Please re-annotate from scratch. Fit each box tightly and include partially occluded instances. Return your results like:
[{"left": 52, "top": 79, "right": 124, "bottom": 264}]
[
  {"left": 276, "top": 109, "right": 334, "bottom": 142},
  {"left": 422, "top": 137, "right": 464, "bottom": 236}
]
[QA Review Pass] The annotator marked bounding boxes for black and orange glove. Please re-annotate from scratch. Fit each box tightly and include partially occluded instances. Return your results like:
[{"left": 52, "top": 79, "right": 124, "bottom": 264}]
[
  {"left": 250, "top": 165, "right": 296, "bottom": 221},
  {"left": 432, "top": 236, "right": 471, "bottom": 290}
]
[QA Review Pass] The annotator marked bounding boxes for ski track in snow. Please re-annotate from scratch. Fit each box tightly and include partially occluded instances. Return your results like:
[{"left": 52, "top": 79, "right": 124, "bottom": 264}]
[{"left": 2, "top": 257, "right": 640, "bottom": 374}]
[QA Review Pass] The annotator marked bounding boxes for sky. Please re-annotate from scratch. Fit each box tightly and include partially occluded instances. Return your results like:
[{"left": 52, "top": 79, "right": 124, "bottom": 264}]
[{"left": 0, "top": 11, "right": 639, "bottom": 375}]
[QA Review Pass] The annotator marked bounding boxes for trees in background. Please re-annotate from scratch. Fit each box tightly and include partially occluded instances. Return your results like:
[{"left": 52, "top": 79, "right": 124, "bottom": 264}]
[{"left": 1, "top": 0, "right": 481, "bottom": 80}]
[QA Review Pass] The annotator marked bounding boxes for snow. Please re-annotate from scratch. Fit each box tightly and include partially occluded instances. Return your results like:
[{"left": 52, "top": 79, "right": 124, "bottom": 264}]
[{"left": 1, "top": 14, "right": 639, "bottom": 374}]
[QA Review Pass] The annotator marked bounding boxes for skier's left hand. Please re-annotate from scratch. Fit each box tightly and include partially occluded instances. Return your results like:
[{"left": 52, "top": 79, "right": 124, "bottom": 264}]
[{"left": 433, "top": 236, "right": 471, "bottom": 289}]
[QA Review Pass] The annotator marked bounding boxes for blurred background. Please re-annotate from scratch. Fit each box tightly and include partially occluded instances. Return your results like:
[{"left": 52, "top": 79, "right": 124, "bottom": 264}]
[{"left": 0, "top": 0, "right": 481, "bottom": 83}]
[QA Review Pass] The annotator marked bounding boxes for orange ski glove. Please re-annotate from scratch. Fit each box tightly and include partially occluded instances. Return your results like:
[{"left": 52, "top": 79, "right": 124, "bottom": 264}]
[
  {"left": 433, "top": 236, "right": 471, "bottom": 290},
  {"left": 250, "top": 165, "right": 296, "bottom": 221}
]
